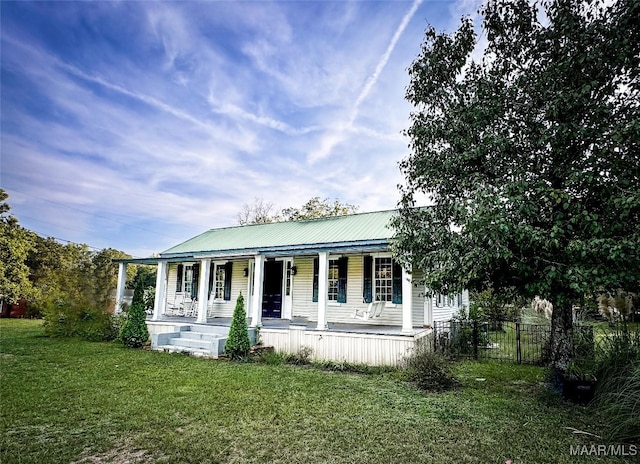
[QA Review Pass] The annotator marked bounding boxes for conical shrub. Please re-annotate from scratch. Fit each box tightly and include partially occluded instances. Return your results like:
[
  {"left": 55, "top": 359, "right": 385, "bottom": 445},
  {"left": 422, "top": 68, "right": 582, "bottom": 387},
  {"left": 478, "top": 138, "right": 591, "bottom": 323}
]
[
  {"left": 224, "top": 293, "right": 251, "bottom": 360},
  {"left": 119, "top": 278, "right": 149, "bottom": 348}
]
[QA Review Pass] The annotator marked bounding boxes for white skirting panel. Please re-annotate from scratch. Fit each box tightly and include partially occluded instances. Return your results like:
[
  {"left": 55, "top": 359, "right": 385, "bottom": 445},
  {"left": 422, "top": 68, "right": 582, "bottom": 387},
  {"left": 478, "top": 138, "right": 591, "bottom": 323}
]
[{"left": 260, "top": 327, "right": 425, "bottom": 366}]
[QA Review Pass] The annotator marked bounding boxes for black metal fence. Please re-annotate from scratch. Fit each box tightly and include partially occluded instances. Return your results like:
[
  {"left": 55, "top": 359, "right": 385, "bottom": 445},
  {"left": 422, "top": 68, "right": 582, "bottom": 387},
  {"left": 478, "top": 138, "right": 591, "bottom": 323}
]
[
  {"left": 431, "top": 320, "right": 556, "bottom": 364},
  {"left": 431, "top": 320, "right": 600, "bottom": 365}
]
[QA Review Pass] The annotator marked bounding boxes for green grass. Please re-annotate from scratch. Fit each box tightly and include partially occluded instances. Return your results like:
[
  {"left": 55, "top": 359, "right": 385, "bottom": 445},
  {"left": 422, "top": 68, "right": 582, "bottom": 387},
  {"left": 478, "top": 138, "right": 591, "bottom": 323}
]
[{"left": 0, "top": 319, "right": 635, "bottom": 464}]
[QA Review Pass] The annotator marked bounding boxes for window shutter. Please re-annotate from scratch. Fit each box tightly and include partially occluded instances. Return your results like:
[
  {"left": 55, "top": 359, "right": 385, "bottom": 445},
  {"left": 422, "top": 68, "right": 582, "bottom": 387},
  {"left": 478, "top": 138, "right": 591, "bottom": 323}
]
[
  {"left": 176, "top": 264, "right": 183, "bottom": 292},
  {"left": 312, "top": 257, "right": 319, "bottom": 303},
  {"left": 392, "top": 261, "right": 402, "bottom": 304},
  {"left": 363, "top": 256, "right": 372, "bottom": 303},
  {"left": 191, "top": 263, "right": 200, "bottom": 300},
  {"left": 208, "top": 262, "right": 215, "bottom": 297},
  {"left": 224, "top": 262, "right": 233, "bottom": 301},
  {"left": 337, "top": 257, "right": 348, "bottom": 303}
]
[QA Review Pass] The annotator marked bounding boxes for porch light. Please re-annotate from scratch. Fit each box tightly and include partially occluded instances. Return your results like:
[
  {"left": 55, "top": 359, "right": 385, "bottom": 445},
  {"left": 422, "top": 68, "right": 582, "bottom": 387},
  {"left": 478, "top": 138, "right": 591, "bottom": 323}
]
[
  {"left": 291, "top": 266, "right": 297, "bottom": 276},
  {"left": 243, "top": 267, "right": 249, "bottom": 277}
]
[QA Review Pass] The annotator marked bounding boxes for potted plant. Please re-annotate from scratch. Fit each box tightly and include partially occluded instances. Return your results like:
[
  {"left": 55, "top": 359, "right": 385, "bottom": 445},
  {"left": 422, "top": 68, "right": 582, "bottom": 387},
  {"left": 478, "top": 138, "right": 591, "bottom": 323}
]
[{"left": 561, "top": 361, "right": 598, "bottom": 405}]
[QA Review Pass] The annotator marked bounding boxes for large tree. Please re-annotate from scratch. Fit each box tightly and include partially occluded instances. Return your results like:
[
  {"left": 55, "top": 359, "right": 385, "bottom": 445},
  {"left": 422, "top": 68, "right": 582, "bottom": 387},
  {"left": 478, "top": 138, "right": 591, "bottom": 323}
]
[
  {"left": 281, "top": 197, "right": 358, "bottom": 221},
  {"left": 238, "top": 196, "right": 358, "bottom": 225},
  {"left": 392, "top": 0, "right": 640, "bottom": 369},
  {"left": 0, "top": 189, "right": 35, "bottom": 305}
]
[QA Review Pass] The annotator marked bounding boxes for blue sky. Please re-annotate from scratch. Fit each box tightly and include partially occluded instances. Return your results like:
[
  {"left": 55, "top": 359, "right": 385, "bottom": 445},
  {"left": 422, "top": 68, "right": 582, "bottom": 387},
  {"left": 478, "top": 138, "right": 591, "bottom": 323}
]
[{"left": 1, "top": 0, "right": 480, "bottom": 258}]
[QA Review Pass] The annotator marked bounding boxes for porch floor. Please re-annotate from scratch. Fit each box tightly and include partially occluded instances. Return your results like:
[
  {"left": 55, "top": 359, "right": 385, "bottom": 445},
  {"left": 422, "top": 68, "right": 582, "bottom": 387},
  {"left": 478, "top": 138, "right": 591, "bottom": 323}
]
[{"left": 149, "top": 315, "right": 424, "bottom": 337}]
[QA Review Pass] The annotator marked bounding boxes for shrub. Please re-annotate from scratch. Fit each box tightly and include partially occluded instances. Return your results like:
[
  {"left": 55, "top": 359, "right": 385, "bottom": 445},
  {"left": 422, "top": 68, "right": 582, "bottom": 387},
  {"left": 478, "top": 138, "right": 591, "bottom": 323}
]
[
  {"left": 224, "top": 293, "right": 251, "bottom": 360},
  {"left": 591, "top": 324, "right": 640, "bottom": 442},
  {"left": 119, "top": 279, "right": 149, "bottom": 348},
  {"left": 42, "top": 298, "right": 118, "bottom": 341},
  {"left": 594, "top": 361, "right": 640, "bottom": 442},
  {"left": 256, "top": 349, "right": 286, "bottom": 365},
  {"left": 284, "top": 345, "right": 313, "bottom": 365},
  {"left": 403, "top": 340, "right": 460, "bottom": 391},
  {"left": 118, "top": 301, "right": 148, "bottom": 348}
]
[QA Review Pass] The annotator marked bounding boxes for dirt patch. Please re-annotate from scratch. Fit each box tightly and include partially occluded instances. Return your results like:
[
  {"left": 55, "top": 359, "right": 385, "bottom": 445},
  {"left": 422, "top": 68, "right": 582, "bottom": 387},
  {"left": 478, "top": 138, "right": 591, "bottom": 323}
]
[{"left": 73, "top": 442, "right": 159, "bottom": 464}]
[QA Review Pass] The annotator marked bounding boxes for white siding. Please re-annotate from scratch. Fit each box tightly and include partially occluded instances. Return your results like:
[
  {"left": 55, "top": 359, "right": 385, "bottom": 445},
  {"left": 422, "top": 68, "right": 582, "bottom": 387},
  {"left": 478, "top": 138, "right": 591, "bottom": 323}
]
[
  {"left": 208, "top": 260, "right": 250, "bottom": 318},
  {"left": 164, "top": 260, "right": 250, "bottom": 318},
  {"left": 291, "top": 257, "right": 316, "bottom": 320},
  {"left": 164, "top": 255, "right": 434, "bottom": 329},
  {"left": 291, "top": 254, "right": 427, "bottom": 328},
  {"left": 430, "top": 290, "right": 469, "bottom": 322}
]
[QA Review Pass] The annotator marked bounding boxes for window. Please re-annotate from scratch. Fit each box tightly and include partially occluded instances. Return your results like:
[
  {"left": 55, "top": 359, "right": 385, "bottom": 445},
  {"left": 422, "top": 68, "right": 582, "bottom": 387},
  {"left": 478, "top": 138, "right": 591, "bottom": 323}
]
[
  {"left": 436, "top": 293, "right": 462, "bottom": 307},
  {"left": 328, "top": 259, "right": 340, "bottom": 301},
  {"left": 285, "top": 261, "right": 292, "bottom": 296},
  {"left": 363, "top": 256, "right": 402, "bottom": 304},
  {"left": 208, "top": 262, "right": 233, "bottom": 301},
  {"left": 176, "top": 264, "right": 183, "bottom": 292},
  {"left": 214, "top": 264, "right": 225, "bottom": 300},
  {"left": 184, "top": 265, "right": 193, "bottom": 294},
  {"left": 374, "top": 257, "right": 393, "bottom": 302},
  {"left": 312, "top": 256, "right": 347, "bottom": 303}
]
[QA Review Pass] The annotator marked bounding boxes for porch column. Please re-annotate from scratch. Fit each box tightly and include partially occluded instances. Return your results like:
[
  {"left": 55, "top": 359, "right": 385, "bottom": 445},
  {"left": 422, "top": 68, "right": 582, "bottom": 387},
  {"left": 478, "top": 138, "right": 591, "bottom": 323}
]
[
  {"left": 317, "top": 252, "right": 328, "bottom": 330},
  {"left": 402, "top": 267, "right": 413, "bottom": 333},
  {"left": 251, "top": 254, "right": 264, "bottom": 327},
  {"left": 114, "top": 262, "right": 127, "bottom": 314},
  {"left": 196, "top": 258, "right": 211, "bottom": 324},
  {"left": 153, "top": 260, "right": 168, "bottom": 321}
]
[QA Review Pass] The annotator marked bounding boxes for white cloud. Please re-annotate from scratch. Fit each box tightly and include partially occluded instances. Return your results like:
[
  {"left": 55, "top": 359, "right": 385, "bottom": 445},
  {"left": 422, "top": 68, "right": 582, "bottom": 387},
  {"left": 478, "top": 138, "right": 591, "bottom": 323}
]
[{"left": 1, "top": 1, "right": 460, "bottom": 257}]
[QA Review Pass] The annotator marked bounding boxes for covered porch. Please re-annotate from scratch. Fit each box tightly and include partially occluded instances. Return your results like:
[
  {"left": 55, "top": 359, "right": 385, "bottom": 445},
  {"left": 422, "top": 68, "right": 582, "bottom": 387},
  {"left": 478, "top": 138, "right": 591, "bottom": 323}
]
[
  {"left": 115, "top": 248, "right": 419, "bottom": 334},
  {"left": 146, "top": 315, "right": 430, "bottom": 366}
]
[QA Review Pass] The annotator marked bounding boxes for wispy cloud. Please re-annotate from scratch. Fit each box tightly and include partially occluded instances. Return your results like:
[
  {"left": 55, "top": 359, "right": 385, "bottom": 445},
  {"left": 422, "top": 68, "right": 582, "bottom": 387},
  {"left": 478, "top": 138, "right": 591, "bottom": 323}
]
[
  {"left": 1, "top": 1, "right": 459, "bottom": 257},
  {"left": 307, "top": 0, "right": 424, "bottom": 163}
]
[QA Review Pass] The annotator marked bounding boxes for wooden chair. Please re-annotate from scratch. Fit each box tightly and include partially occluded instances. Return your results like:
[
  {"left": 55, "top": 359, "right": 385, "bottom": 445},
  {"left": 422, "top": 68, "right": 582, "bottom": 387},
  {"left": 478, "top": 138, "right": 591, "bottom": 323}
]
[
  {"left": 352, "top": 301, "right": 385, "bottom": 321},
  {"left": 167, "top": 292, "right": 185, "bottom": 316}
]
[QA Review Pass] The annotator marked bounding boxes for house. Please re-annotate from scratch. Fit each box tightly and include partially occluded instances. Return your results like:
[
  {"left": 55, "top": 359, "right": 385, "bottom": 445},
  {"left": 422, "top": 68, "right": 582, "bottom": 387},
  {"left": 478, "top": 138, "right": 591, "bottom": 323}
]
[{"left": 114, "top": 210, "right": 467, "bottom": 365}]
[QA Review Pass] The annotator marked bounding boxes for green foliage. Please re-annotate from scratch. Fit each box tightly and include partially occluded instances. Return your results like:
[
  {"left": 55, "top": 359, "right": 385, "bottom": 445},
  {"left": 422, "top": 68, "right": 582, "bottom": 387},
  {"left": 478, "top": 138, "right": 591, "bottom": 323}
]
[
  {"left": 470, "top": 289, "right": 522, "bottom": 328},
  {"left": 448, "top": 311, "right": 491, "bottom": 356},
  {"left": 118, "top": 302, "right": 148, "bottom": 348},
  {"left": 403, "top": 340, "right": 460, "bottom": 391},
  {"left": 42, "top": 299, "right": 118, "bottom": 341},
  {"left": 255, "top": 349, "right": 286, "bottom": 366},
  {"left": 281, "top": 197, "right": 358, "bottom": 221},
  {"left": 118, "top": 300, "right": 149, "bottom": 349},
  {"left": 594, "top": 323, "right": 640, "bottom": 381},
  {"left": 224, "top": 293, "right": 251, "bottom": 360},
  {"left": 595, "top": 361, "right": 640, "bottom": 443},
  {"left": 7, "top": 319, "right": 630, "bottom": 464},
  {"left": 591, "top": 324, "right": 640, "bottom": 442},
  {"left": 238, "top": 196, "right": 359, "bottom": 225},
  {"left": 283, "top": 345, "right": 313, "bottom": 365},
  {"left": 393, "top": 0, "right": 640, "bottom": 368},
  {"left": 0, "top": 189, "right": 36, "bottom": 304}
]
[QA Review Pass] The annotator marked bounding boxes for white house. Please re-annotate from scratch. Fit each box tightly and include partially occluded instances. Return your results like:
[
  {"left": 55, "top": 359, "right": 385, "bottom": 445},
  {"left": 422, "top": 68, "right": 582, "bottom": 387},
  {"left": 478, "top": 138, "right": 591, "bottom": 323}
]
[{"left": 115, "top": 210, "right": 467, "bottom": 365}]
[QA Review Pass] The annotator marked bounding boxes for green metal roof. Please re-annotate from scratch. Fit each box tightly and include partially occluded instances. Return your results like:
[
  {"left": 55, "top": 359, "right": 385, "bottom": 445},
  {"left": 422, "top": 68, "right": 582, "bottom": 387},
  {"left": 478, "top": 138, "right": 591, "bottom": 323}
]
[{"left": 161, "top": 210, "right": 397, "bottom": 258}]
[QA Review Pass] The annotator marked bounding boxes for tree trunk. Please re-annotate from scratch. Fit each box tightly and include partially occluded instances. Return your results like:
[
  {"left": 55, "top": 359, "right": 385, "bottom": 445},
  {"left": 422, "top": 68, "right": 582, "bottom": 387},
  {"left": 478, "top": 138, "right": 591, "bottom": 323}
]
[{"left": 548, "top": 304, "right": 574, "bottom": 370}]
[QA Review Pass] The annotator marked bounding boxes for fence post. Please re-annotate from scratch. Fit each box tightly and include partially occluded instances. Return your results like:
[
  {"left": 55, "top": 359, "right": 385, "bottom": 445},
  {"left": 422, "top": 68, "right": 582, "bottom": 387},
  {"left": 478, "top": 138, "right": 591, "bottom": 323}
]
[
  {"left": 472, "top": 320, "right": 478, "bottom": 360},
  {"left": 516, "top": 322, "right": 522, "bottom": 364},
  {"left": 433, "top": 323, "right": 438, "bottom": 352}
]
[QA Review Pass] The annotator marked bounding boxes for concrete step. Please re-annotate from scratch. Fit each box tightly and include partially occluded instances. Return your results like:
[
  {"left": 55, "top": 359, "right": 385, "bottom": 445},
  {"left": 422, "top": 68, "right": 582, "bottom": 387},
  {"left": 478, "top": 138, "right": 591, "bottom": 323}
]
[
  {"left": 168, "top": 337, "right": 213, "bottom": 350},
  {"left": 178, "top": 331, "right": 221, "bottom": 341},
  {"left": 154, "top": 345, "right": 214, "bottom": 357},
  {"left": 184, "top": 324, "right": 231, "bottom": 336}
]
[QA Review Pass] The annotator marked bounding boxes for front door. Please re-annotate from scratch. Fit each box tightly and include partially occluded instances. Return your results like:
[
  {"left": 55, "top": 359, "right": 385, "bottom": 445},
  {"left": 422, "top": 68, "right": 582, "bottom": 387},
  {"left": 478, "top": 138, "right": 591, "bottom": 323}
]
[{"left": 262, "top": 260, "right": 283, "bottom": 318}]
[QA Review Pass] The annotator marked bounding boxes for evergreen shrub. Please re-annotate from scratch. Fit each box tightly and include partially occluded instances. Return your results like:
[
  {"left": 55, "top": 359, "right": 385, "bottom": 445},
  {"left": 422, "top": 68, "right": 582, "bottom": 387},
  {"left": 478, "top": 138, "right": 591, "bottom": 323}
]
[{"left": 224, "top": 293, "right": 251, "bottom": 360}]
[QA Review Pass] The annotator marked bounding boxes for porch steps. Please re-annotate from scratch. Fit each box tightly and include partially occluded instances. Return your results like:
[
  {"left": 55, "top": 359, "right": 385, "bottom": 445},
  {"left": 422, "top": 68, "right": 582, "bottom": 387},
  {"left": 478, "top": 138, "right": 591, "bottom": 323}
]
[{"left": 152, "top": 325, "right": 229, "bottom": 358}]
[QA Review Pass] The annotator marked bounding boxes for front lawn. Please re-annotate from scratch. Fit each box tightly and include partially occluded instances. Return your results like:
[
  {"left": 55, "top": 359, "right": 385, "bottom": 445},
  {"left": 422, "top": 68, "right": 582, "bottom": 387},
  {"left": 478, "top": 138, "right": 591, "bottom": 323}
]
[{"left": 0, "top": 319, "right": 633, "bottom": 463}]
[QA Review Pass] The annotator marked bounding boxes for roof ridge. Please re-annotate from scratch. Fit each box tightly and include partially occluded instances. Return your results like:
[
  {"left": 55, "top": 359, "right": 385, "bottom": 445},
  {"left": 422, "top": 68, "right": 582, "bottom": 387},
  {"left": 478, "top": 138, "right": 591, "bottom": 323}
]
[{"left": 203, "top": 208, "right": 398, "bottom": 232}]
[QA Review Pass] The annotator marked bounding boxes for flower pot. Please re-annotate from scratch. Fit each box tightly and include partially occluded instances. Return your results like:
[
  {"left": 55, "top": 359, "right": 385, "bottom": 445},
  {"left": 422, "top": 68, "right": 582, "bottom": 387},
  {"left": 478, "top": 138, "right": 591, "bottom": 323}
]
[{"left": 561, "top": 375, "right": 597, "bottom": 405}]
